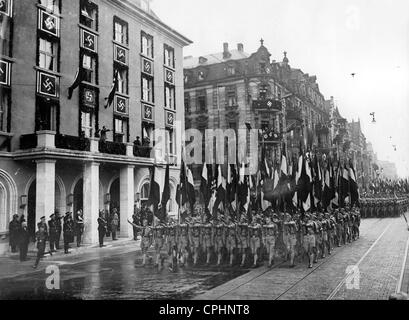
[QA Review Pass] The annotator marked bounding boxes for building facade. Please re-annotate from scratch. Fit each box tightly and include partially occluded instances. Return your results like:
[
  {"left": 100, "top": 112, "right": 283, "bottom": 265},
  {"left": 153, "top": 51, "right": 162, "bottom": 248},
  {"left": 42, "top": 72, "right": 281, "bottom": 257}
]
[{"left": 0, "top": 0, "right": 191, "bottom": 254}]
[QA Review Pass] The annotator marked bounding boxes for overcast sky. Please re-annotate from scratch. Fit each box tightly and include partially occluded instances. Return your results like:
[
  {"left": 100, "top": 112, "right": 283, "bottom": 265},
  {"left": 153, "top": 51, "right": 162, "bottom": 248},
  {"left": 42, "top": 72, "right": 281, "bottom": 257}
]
[{"left": 152, "top": 0, "right": 409, "bottom": 178}]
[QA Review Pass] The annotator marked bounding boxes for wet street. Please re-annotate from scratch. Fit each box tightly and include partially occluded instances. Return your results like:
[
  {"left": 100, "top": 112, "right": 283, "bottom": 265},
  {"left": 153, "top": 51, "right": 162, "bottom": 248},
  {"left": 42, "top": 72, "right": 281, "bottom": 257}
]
[{"left": 1, "top": 217, "right": 408, "bottom": 300}]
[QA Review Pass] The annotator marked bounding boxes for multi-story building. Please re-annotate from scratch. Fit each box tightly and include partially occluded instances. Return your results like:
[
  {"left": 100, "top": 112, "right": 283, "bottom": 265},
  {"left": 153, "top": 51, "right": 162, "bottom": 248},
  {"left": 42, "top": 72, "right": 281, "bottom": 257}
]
[
  {"left": 0, "top": 0, "right": 191, "bottom": 254},
  {"left": 183, "top": 40, "right": 332, "bottom": 181}
]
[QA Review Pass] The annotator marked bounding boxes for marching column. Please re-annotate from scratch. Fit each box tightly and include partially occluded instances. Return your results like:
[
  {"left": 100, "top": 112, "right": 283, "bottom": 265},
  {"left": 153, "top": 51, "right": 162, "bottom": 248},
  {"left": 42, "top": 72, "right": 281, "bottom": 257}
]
[
  {"left": 120, "top": 165, "right": 135, "bottom": 238},
  {"left": 35, "top": 159, "right": 56, "bottom": 225},
  {"left": 83, "top": 162, "right": 100, "bottom": 244}
]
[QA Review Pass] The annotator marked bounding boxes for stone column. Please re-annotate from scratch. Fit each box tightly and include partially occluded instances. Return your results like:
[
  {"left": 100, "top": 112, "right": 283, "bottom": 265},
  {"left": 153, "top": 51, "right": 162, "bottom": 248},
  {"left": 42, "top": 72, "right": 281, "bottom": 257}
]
[
  {"left": 120, "top": 165, "right": 135, "bottom": 238},
  {"left": 83, "top": 162, "right": 100, "bottom": 244},
  {"left": 35, "top": 160, "right": 56, "bottom": 226}
]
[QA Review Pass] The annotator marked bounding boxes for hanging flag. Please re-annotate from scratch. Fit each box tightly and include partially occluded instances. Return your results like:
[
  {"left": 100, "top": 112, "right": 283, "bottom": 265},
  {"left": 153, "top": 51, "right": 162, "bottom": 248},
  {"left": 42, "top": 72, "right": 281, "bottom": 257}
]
[
  {"left": 349, "top": 160, "right": 359, "bottom": 207},
  {"left": 160, "top": 164, "right": 170, "bottom": 221},
  {"left": 147, "top": 166, "right": 161, "bottom": 211},
  {"left": 104, "top": 70, "right": 119, "bottom": 108},
  {"left": 68, "top": 67, "right": 86, "bottom": 99}
]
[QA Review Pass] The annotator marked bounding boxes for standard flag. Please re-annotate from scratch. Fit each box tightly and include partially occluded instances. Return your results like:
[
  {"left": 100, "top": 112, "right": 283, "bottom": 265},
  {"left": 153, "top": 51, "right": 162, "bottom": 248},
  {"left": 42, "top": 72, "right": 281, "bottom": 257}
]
[
  {"left": 200, "top": 163, "right": 211, "bottom": 207},
  {"left": 186, "top": 166, "right": 196, "bottom": 206},
  {"left": 104, "top": 70, "right": 119, "bottom": 108},
  {"left": 160, "top": 164, "right": 170, "bottom": 221},
  {"left": 68, "top": 67, "right": 86, "bottom": 99},
  {"left": 147, "top": 167, "right": 161, "bottom": 210},
  {"left": 349, "top": 160, "right": 359, "bottom": 207}
]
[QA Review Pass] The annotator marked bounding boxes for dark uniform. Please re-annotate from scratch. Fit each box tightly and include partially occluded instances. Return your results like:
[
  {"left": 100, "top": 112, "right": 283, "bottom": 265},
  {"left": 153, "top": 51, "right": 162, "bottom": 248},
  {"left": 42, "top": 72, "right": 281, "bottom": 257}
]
[
  {"left": 48, "top": 214, "right": 58, "bottom": 252},
  {"left": 63, "top": 214, "right": 74, "bottom": 253},
  {"left": 33, "top": 224, "right": 48, "bottom": 268},
  {"left": 8, "top": 215, "right": 21, "bottom": 253},
  {"left": 97, "top": 214, "right": 107, "bottom": 247},
  {"left": 75, "top": 211, "right": 84, "bottom": 247},
  {"left": 55, "top": 213, "right": 62, "bottom": 249},
  {"left": 18, "top": 223, "right": 30, "bottom": 261}
]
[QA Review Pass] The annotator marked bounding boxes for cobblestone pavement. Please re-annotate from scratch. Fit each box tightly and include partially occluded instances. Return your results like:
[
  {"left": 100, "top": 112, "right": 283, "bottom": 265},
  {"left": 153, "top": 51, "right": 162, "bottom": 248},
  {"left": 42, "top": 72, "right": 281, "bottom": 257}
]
[{"left": 195, "top": 217, "right": 409, "bottom": 300}]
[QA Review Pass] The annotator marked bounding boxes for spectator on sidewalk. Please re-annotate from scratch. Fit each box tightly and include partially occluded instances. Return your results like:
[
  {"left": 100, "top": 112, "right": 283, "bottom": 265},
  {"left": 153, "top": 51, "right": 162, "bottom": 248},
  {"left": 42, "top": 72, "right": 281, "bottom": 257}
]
[
  {"left": 132, "top": 205, "right": 141, "bottom": 241},
  {"left": 98, "top": 211, "right": 107, "bottom": 247},
  {"left": 33, "top": 223, "right": 48, "bottom": 269},
  {"left": 19, "top": 222, "right": 30, "bottom": 262},
  {"left": 75, "top": 209, "right": 85, "bottom": 247},
  {"left": 111, "top": 209, "right": 119, "bottom": 241},
  {"left": 9, "top": 214, "right": 20, "bottom": 253},
  {"left": 48, "top": 214, "right": 58, "bottom": 253},
  {"left": 63, "top": 212, "right": 74, "bottom": 254}
]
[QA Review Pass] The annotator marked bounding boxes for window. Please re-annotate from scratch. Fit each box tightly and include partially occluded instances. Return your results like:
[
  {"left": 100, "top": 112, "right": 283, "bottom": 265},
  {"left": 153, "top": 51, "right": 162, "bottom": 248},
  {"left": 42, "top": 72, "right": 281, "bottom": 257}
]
[
  {"left": 142, "top": 122, "right": 154, "bottom": 146},
  {"left": 226, "top": 86, "right": 237, "bottom": 107},
  {"left": 36, "top": 97, "right": 58, "bottom": 132},
  {"left": 0, "top": 15, "right": 11, "bottom": 56},
  {"left": 81, "top": 111, "right": 92, "bottom": 137},
  {"left": 38, "top": 38, "right": 57, "bottom": 71},
  {"left": 39, "top": 0, "right": 60, "bottom": 14},
  {"left": 116, "top": 68, "right": 128, "bottom": 95},
  {"left": 184, "top": 93, "right": 190, "bottom": 114},
  {"left": 164, "top": 44, "right": 175, "bottom": 68},
  {"left": 141, "top": 74, "right": 153, "bottom": 103},
  {"left": 165, "top": 84, "right": 175, "bottom": 110},
  {"left": 0, "top": 91, "right": 9, "bottom": 132},
  {"left": 197, "top": 91, "right": 206, "bottom": 112},
  {"left": 166, "top": 128, "right": 175, "bottom": 155},
  {"left": 140, "top": 181, "right": 150, "bottom": 206},
  {"left": 259, "top": 84, "right": 269, "bottom": 100},
  {"left": 82, "top": 53, "right": 97, "bottom": 84},
  {"left": 184, "top": 74, "right": 189, "bottom": 84},
  {"left": 114, "top": 17, "right": 128, "bottom": 45},
  {"left": 80, "top": 0, "right": 98, "bottom": 31},
  {"left": 141, "top": 31, "right": 153, "bottom": 58},
  {"left": 198, "top": 71, "right": 205, "bottom": 81},
  {"left": 114, "top": 117, "right": 127, "bottom": 143},
  {"left": 227, "top": 65, "right": 235, "bottom": 76}
]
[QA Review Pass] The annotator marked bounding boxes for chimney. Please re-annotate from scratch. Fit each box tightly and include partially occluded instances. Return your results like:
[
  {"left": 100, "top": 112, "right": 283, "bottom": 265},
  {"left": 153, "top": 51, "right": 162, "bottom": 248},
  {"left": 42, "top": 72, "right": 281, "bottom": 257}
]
[
  {"left": 237, "top": 43, "right": 244, "bottom": 52},
  {"left": 223, "top": 42, "right": 231, "bottom": 59}
]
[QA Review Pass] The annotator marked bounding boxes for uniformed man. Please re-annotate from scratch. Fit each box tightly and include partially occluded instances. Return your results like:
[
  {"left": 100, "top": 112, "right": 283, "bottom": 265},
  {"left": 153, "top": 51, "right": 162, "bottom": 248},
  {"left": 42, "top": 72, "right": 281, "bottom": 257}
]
[
  {"left": 38, "top": 216, "right": 48, "bottom": 235},
  {"left": 213, "top": 214, "right": 226, "bottom": 266},
  {"left": 347, "top": 210, "right": 354, "bottom": 243},
  {"left": 313, "top": 213, "right": 323, "bottom": 261},
  {"left": 224, "top": 215, "right": 237, "bottom": 266},
  {"left": 97, "top": 211, "right": 107, "bottom": 247},
  {"left": 249, "top": 215, "right": 262, "bottom": 268},
  {"left": 55, "top": 211, "right": 62, "bottom": 250},
  {"left": 302, "top": 214, "right": 316, "bottom": 268},
  {"left": 63, "top": 212, "right": 74, "bottom": 254},
  {"left": 237, "top": 215, "right": 249, "bottom": 267},
  {"left": 33, "top": 223, "right": 48, "bottom": 269},
  {"left": 263, "top": 215, "right": 278, "bottom": 268},
  {"left": 283, "top": 212, "right": 298, "bottom": 268},
  {"left": 165, "top": 219, "right": 178, "bottom": 271},
  {"left": 335, "top": 209, "right": 344, "bottom": 247},
  {"left": 8, "top": 214, "right": 20, "bottom": 253},
  {"left": 189, "top": 217, "right": 202, "bottom": 266},
  {"left": 48, "top": 214, "right": 58, "bottom": 253},
  {"left": 201, "top": 216, "right": 213, "bottom": 266},
  {"left": 178, "top": 219, "right": 189, "bottom": 267},
  {"left": 153, "top": 218, "right": 166, "bottom": 267},
  {"left": 128, "top": 218, "right": 152, "bottom": 266},
  {"left": 75, "top": 209, "right": 85, "bottom": 247}
]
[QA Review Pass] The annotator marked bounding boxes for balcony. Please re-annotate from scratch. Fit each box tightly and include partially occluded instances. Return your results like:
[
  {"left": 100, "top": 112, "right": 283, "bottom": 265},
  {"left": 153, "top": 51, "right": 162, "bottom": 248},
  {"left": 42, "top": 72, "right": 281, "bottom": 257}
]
[
  {"left": 133, "top": 145, "right": 152, "bottom": 158},
  {"left": 99, "top": 140, "right": 127, "bottom": 156},
  {"left": 252, "top": 99, "right": 282, "bottom": 112},
  {"left": 55, "top": 134, "right": 90, "bottom": 152}
]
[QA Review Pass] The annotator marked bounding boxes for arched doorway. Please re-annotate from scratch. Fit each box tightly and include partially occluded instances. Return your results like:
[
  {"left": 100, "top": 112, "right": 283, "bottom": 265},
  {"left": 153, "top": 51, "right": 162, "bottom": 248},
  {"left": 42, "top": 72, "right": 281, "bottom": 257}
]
[
  {"left": 109, "top": 178, "right": 120, "bottom": 228},
  {"left": 73, "top": 179, "right": 83, "bottom": 215}
]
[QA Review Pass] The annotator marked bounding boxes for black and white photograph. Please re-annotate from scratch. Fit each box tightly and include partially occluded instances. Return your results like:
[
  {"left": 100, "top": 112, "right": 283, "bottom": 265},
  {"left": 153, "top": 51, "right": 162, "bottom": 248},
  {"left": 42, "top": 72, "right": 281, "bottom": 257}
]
[{"left": 0, "top": 0, "right": 409, "bottom": 308}]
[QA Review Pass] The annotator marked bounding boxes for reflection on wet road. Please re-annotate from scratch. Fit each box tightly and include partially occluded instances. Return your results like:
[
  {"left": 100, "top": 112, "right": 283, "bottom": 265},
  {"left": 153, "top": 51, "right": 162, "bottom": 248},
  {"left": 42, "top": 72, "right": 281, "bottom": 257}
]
[{"left": 0, "top": 252, "right": 247, "bottom": 300}]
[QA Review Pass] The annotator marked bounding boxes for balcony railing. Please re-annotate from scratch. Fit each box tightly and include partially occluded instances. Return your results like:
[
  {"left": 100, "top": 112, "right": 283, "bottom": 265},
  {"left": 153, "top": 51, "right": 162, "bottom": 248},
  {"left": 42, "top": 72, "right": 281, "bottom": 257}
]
[
  {"left": 55, "top": 134, "right": 90, "bottom": 152},
  {"left": 133, "top": 145, "right": 152, "bottom": 158},
  {"left": 99, "top": 140, "right": 127, "bottom": 156},
  {"left": 20, "top": 134, "right": 38, "bottom": 150}
]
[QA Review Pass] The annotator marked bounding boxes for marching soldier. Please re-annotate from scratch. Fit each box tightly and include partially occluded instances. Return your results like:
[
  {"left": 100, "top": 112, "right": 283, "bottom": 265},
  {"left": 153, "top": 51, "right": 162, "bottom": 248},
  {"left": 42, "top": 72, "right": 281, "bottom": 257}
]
[
  {"left": 237, "top": 215, "right": 249, "bottom": 267},
  {"left": 178, "top": 219, "right": 189, "bottom": 267},
  {"left": 128, "top": 218, "right": 153, "bottom": 267},
  {"left": 335, "top": 210, "right": 344, "bottom": 247},
  {"left": 249, "top": 215, "right": 262, "bottom": 268},
  {"left": 202, "top": 216, "right": 213, "bottom": 266},
  {"left": 213, "top": 214, "right": 226, "bottom": 266},
  {"left": 190, "top": 217, "right": 202, "bottom": 266},
  {"left": 263, "top": 215, "right": 278, "bottom": 268},
  {"left": 153, "top": 218, "right": 166, "bottom": 267},
  {"left": 225, "top": 215, "right": 237, "bottom": 266},
  {"left": 283, "top": 212, "right": 298, "bottom": 268},
  {"left": 302, "top": 214, "right": 316, "bottom": 269},
  {"left": 313, "top": 213, "right": 323, "bottom": 260},
  {"left": 166, "top": 219, "right": 178, "bottom": 271}
]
